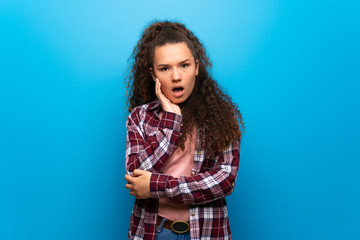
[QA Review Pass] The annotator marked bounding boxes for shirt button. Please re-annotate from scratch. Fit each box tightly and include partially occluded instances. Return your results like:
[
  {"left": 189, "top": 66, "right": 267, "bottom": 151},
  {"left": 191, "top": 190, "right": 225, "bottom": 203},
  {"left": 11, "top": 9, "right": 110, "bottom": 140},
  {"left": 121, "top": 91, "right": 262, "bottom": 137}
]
[
  {"left": 191, "top": 171, "right": 195, "bottom": 175},
  {"left": 191, "top": 213, "right": 195, "bottom": 216},
  {"left": 232, "top": 183, "right": 235, "bottom": 186}
]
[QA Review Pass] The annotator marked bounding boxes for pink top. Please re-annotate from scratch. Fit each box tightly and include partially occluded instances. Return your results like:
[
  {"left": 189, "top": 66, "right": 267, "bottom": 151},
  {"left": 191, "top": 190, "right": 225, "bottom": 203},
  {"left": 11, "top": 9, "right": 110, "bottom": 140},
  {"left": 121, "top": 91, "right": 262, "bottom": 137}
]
[{"left": 158, "top": 113, "right": 196, "bottom": 221}]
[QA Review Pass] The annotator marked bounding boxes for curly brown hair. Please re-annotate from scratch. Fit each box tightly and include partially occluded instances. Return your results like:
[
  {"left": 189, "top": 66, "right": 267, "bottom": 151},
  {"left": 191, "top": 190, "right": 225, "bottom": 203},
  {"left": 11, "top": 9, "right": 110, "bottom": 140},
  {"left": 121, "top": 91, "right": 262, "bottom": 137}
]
[{"left": 125, "top": 20, "right": 244, "bottom": 154}]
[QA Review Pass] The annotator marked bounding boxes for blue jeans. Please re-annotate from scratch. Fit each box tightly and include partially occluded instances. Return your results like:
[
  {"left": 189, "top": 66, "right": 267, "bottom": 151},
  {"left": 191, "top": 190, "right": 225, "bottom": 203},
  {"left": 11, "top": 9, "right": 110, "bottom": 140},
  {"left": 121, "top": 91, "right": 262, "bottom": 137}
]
[{"left": 155, "top": 218, "right": 190, "bottom": 240}]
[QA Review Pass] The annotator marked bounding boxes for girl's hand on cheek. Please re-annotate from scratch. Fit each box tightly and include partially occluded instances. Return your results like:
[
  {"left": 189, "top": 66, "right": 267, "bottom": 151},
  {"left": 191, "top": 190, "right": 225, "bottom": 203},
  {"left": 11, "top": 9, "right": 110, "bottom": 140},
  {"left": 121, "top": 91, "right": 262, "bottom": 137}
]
[{"left": 155, "top": 78, "right": 182, "bottom": 116}]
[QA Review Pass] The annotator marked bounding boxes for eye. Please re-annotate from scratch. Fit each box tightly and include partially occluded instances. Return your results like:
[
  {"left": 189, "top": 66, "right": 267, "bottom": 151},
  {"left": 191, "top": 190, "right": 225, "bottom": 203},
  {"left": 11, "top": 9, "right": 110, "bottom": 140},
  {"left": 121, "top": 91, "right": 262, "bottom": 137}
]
[
  {"left": 159, "top": 67, "right": 169, "bottom": 71},
  {"left": 181, "top": 63, "right": 189, "bottom": 68}
]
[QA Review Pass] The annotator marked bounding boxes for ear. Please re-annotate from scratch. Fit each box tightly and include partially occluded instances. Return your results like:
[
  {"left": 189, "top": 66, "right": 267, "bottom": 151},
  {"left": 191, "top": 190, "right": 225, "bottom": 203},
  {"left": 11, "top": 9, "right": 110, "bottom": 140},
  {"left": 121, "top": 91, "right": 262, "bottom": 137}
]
[
  {"left": 149, "top": 67, "right": 155, "bottom": 81},
  {"left": 195, "top": 59, "right": 199, "bottom": 76}
]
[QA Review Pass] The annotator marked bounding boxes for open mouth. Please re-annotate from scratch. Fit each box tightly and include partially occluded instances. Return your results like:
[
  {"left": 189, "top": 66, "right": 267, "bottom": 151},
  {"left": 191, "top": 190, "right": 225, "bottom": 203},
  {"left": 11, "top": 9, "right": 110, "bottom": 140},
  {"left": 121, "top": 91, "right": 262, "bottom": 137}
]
[
  {"left": 172, "top": 87, "right": 184, "bottom": 93},
  {"left": 172, "top": 86, "right": 184, "bottom": 97}
]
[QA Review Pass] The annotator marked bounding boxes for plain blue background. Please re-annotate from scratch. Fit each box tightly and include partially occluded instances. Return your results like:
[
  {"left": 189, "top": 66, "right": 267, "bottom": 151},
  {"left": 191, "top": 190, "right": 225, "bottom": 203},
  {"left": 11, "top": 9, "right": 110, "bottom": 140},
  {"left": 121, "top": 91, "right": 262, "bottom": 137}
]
[{"left": 1, "top": 0, "right": 359, "bottom": 239}]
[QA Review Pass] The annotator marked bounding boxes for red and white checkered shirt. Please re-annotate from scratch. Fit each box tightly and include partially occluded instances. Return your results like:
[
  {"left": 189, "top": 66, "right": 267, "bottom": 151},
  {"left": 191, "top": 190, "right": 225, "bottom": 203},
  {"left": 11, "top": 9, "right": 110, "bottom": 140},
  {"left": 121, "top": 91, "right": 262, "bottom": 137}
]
[{"left": 125, "top": 99, "right": 241, "bottom": 240}]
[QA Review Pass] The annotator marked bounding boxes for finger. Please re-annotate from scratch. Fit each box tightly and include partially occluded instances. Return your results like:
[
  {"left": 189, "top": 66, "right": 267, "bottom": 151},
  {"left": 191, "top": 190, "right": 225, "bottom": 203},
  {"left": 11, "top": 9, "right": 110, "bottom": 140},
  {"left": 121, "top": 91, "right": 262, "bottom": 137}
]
[
  {"left": 155, "top": 78, "right": 160, "bottom": 97},
  {"left": 124, "top": 174, "right": 134, "bottom": 183},
  {"left": 133, "top": 169, "right": 145, "bottom": 176},
  {"left": 155, "top": 78, "right": 166, "bottom": 100},
  {"left": 155, "top": 80, "right": 166, "bottom": 102},
  {"left": 125, "top": 183, "right": 133, "bottom": 190}
]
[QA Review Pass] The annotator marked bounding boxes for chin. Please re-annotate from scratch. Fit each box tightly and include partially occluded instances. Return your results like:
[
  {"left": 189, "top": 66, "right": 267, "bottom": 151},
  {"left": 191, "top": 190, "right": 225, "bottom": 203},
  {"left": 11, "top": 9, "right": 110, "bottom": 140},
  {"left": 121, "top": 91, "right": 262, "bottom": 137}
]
[
  {"left": 171, "top": 99, "right": 184, "bottom": 104},
  {"left": 171, "top": 96, "right": 189, "bottom": 104}
]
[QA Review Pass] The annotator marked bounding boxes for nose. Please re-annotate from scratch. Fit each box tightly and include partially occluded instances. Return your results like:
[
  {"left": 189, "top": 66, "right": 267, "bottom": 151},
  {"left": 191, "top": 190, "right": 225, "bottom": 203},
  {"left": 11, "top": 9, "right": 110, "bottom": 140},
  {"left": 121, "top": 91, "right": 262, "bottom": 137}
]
[{"left": 172, "top": 68, "right": 181, "bottom": 82}]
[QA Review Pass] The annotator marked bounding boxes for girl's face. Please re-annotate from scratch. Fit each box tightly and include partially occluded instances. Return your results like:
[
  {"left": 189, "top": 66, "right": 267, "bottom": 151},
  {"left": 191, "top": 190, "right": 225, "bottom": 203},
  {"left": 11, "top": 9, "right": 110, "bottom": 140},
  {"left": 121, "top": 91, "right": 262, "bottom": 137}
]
[{"left": 151, "top": 42, "right": 199, "bottom": 104}]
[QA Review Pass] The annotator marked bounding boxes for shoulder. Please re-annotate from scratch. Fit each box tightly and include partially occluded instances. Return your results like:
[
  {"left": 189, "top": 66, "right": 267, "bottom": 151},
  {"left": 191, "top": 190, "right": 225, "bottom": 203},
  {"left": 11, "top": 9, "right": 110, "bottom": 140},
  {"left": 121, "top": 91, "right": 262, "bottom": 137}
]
[{"left": 127, "top": 99, "right": 160, "bottom": 125}]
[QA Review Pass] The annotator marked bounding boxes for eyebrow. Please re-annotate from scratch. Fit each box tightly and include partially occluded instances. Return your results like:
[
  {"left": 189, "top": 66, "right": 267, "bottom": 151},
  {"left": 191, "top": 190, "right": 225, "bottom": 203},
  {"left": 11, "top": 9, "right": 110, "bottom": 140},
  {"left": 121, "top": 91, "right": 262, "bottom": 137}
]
[{"left": 156, "top": 59, "right": 192, "bottom": 67}]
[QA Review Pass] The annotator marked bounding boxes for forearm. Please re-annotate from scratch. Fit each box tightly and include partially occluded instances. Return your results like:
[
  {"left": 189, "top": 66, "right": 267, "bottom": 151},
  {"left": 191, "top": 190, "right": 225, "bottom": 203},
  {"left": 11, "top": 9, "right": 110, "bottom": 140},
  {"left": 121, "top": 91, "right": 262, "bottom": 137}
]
[
  {"left": 125, "top": 111, "right": 183, "bottom": 174},
  {"left": 149, "top": 141, "right": 240, "bottom": 205},
  {"left": 150, "top": 170, "right": 237, "bottom": 205}
]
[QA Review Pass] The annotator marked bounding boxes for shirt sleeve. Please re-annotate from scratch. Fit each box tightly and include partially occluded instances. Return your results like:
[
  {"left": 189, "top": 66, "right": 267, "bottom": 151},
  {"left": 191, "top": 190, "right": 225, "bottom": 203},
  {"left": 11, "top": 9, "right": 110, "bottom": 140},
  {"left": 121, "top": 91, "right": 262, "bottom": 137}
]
[
  {"left": 149, "top": 138, "right": 240, "bottom": 205},
  {"left": 125, "top": 107, "right": 183, "bottom": 174}
]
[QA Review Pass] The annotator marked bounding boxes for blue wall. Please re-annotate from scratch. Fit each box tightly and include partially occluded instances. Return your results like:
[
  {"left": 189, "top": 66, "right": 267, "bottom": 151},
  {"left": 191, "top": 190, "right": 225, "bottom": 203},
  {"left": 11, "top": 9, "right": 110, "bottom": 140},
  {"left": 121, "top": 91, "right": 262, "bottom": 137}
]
[{"left": 1, "top": 0, "right": 359, "bottom": 239}]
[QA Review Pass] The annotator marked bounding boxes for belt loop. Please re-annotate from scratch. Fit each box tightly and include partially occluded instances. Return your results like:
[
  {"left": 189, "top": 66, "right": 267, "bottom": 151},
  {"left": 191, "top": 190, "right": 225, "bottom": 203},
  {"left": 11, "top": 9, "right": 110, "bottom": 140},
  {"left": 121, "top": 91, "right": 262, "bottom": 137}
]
[{"left": 157, "top": 217, "right": 166, "bottom": 233}]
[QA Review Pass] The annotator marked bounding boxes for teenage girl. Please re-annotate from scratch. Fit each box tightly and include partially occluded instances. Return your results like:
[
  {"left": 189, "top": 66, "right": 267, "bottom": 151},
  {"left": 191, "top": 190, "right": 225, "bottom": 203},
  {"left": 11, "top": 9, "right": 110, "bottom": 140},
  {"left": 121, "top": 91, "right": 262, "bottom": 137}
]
[{"left": 124, "top": 21, "right": 244, "bottom": 240}]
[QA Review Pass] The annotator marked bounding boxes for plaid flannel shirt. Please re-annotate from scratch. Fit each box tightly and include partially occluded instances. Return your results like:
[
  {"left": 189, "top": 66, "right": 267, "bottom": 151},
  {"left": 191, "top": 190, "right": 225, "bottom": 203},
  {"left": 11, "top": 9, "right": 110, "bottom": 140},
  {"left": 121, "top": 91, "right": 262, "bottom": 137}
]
[{"left": 125, "top": 99, "right": 240, "bottom": 240}]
